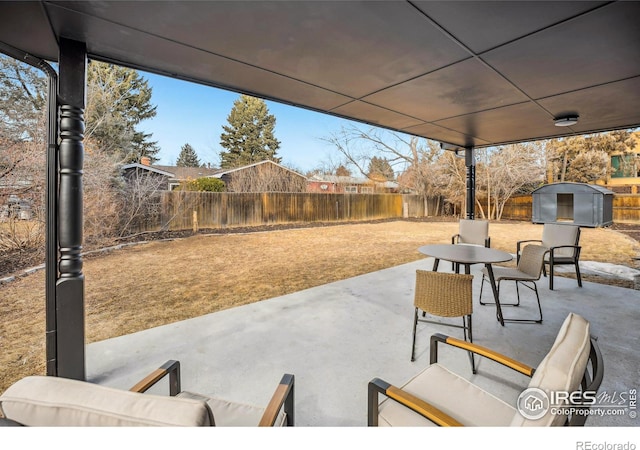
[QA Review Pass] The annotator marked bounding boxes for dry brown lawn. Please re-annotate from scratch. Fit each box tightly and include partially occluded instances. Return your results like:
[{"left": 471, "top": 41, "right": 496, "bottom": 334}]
[{"left": 1, "top": 219, "right": 639, "bottom": 393}]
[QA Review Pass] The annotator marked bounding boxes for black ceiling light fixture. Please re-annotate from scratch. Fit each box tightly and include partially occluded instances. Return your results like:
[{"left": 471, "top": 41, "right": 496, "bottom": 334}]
[{"left": 554, "top": 115, "right": 579, "bottom": 127}]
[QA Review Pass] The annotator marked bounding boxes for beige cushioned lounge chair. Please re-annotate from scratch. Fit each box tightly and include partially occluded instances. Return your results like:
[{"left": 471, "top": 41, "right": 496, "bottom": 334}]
[
  {"left": 369, "top": 313, "right": 603, "bottom": 426},
  {"left": 0, "top": 360, "right": 294, "bottom": 426}
]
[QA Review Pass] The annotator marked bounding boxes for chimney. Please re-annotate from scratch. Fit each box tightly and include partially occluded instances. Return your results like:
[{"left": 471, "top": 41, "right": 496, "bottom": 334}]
[{"left": 140, "top": 156, "right": 151, "bottom": 166}]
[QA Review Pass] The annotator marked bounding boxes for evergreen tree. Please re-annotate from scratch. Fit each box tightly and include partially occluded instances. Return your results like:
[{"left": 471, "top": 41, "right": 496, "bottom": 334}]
[
  {"left": 85, "top": 60, "right": 159, "bottom": 162},
  {"left": 176, "top": 143, "right": 201, "bottom": 167},
  {"left": 219, "top": 95, "right": 281, "bottom": 168},
  {"left": 335, "top": 165, "right": 351, "bottom": 176},
  {"left": 0, "top": 56, "right": 47, "bottom": 143},
  {"left": 1, "top": 57, "right": 159, "bottom": 162},
  {"left": 367, "top": 156, "right": 395, "bottom": 181}
]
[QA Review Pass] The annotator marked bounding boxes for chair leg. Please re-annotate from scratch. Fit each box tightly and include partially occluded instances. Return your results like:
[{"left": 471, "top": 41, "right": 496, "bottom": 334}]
[
  {"left": 502, "top": 281, "right": 543, "bottom": 324},
  {"left": 549, "top": 261, "right": 554, "bottom": 290},
  {"left": 411, "top": 308, "right": 418, "bottom": 362},
  {"left": 533, "top": 283, "right": 543, "bottom": 323},
  {"left": 464, "top": 315, "right": 476, "bottom": 374},
  {"left": 575, "top": 261, "right": 582, "bottom": 287},
  {"left": 479, "top": 278, "right": 518, "bottom": 306}
]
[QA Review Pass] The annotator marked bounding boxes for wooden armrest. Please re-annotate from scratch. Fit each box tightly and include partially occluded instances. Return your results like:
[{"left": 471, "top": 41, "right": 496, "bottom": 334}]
[
  {"left": 368, "top": 378, "right": 462, "bottom": 427},
  {"left": 259, "top": 374, "right": 295, "bottom": 426},
  {"left": 129, "top": 360, "right": 181, "bottom": 395},
  {"left": 430, "top": 334, "right": 534, "bottom": 377}
]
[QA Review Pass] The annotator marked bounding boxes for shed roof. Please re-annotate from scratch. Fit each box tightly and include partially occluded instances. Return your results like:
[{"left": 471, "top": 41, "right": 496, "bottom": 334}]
[{"left": 532, "top": 182, "right": 614, "bottom": 195}]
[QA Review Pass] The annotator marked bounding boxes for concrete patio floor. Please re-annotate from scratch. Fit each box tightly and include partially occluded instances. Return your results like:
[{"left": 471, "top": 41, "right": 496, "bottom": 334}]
[{"left": 86, "top": 258, "right": 639, "bottom": 427}]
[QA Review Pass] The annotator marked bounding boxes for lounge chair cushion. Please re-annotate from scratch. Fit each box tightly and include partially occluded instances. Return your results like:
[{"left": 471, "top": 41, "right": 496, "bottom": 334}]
[
  {"left": 457, "top": 219, "right": 489, "bottom": 246},
  {"left": 510, "top": 313, "right": 591, "bottom": 426},
  {"left": 0, "top": 376, "right": 213, "bottom": 426},
  {"left": 542, "top": 224, "right": 579, "bottom": 259},
  {"left": 178, "top": 391, "right": 286, "bottom": 426},
  {"left": 377, "top": 363, "right": 516, "bottom": 426}
]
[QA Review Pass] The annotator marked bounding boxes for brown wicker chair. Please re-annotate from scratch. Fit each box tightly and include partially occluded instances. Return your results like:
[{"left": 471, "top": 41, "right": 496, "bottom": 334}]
[
  {"left": 479, "top": 244, "right": 548, "bottom": 323},
  {"left": 411, "top": 270, "right": 474, "bottom": 372}
]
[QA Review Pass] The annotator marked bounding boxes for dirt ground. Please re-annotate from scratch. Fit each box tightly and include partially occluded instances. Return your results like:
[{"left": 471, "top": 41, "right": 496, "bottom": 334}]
[{"left": 1, "top": 218, "right": 639, "bottom": 393}]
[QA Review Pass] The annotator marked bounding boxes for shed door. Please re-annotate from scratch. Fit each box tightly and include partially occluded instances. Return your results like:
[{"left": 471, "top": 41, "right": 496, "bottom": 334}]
[
  {"left": 537, "top": 193, "right": 556, "bottom": 223},
  {"left": 574, "top": 193, "right": 596, "bottom": 226},
  {"left": 556, "top": 193, "right": 574, "bottom": 221}
]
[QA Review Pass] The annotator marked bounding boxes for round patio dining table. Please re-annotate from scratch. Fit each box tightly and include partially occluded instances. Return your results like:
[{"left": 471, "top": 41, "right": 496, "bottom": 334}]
[{"left": 418, "top": 244, "right": 513, "bottom": 326}]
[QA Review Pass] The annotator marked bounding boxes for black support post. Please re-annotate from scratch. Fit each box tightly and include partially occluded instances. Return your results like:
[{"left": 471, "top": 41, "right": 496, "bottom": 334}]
[
  {"left": 465, "top": 147, "right": 475, "bottom": 220},
  {"left": 56, "top": 38, "right": 87, "bottom": 380}
]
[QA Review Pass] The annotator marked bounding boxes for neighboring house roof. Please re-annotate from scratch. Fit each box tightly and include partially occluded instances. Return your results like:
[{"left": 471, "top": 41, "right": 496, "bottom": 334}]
[
  {"left": 121, "top": 161, "right": 307, "bottom": 185},
  {"left": 309, "top": 175, "right": 370, "bottom": 184},
  {"left": 152, "top": 165, "right": 221, "bottom": 180},
  {"left": 121, "top": 163, "right": 175, "bottom": 177},
  {"left": 212, "top": 160, "right": 307, "bottom": 180},
  {"left": 309, "top": 174, "right": 398, "bottom": 189}
]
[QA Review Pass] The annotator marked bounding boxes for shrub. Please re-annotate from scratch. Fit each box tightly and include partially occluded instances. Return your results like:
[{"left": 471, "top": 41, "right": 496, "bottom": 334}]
[{"left": 180, "top": 177, "right": 225, "bottom": 192}]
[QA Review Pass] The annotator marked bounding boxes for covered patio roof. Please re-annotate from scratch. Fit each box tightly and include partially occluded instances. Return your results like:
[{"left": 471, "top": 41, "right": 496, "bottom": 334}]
[
  {"left": 1, "top": 0, "right": 639, "bottom": 149},
  {"left": 1, "top": 1, "right": 639, "bottom": 395}
]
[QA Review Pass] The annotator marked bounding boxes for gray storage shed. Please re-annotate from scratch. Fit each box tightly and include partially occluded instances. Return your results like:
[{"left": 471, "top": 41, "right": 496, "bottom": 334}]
[{"left": 532, "top": 182, "right": 614, "bottom": 227}]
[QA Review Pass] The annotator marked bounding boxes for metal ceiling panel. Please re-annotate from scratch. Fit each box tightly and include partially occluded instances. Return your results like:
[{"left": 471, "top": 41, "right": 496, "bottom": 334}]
[
  {"left": 362, "top": 58, "right": 530, "bottom": 122},
  {"left": 0, "top": 1, "right": 58, "bottom": 60},
  {"left": 413, "top": 1, "right": 608, "bottom": 54},
  {"left": 482, "top": 1, "right": 640, "bottom": 99},
  {"left": 0, "top": 0, "right": 638, "bottom": 149},
  {"left": 45, "top": 3, "right": 352, "bottom": 112},
  {"left": 330, "top": 101, "right": 424, "bottom": 130},
  {"left": 434, "top": 102, "right": 568, "bottom": 145},
  {"left": 401, "top": 123, "right": 489, "bottom": 148},
  {"left": 52, "top": 0, "right": 472, "bottom": 98},
  {"left": 538, "top": 77, "right": 640, "bottom": 135}
]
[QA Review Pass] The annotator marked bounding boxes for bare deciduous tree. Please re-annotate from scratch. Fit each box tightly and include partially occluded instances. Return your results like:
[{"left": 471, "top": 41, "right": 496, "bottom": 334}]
[
  {"left": 116, "top": 165, "right": 168, "bottom": 236},
  {"left": 225, "top": 163, "right": 306, "bottom": 193},
  {"left": 323, "top": 125, "right": 449, "bottom": 214},
  {"left": 481, "top": 143, "right": 545, "bottom": 220}
]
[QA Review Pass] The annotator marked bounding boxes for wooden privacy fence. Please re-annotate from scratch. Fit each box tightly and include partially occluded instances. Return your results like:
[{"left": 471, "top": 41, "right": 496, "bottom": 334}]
[
  {"left": 613, "top": 195, "right": 640, "bottom": 223},
  {"left": 151, "top": 192, "right": 440, "bottom": 232},
  {"left": 499, "top": 195, "right": 534, "bottom": 221},
  {"left": 133, "top": 192, "right": 640, "bottom": 233}
]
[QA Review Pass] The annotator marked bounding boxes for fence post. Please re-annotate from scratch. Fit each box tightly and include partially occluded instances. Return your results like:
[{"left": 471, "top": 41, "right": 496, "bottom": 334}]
[{"left": 192, "top": 210, "right": 198, "bottom": 233}]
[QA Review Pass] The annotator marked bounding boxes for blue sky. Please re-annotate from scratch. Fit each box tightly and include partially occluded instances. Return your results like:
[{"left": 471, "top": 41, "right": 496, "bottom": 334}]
[{"left": 137, "top": 71, "right": 362, "bottom": 172}]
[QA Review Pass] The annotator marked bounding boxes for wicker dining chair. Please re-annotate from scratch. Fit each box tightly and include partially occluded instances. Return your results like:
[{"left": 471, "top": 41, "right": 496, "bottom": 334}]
[
  {"left": 479, "top": 244, "right": 548, "bottom": 323},
  {"left": 411, "top": 270, "right": 475, "bottom": 372}
]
